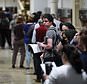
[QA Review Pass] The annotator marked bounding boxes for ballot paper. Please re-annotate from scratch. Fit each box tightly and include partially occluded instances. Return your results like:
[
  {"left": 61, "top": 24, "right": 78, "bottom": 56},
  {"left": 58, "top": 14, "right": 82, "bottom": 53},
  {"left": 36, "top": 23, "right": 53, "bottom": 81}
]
[
  {"left": 28, "top": 44, "right": 42, "bottom": 53},
  {"left": 40, "top": 61, "right": 57, "bottom": 75}
]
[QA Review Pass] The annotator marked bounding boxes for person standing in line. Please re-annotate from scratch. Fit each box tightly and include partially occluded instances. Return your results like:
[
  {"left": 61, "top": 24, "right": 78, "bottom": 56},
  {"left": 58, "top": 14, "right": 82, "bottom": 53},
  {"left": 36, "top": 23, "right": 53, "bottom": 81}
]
[
  {"left": 0, "top": 11, "right": 12, "bottom": 49},
  {"left": 68, "top": 28, "right": 87, "bottom": 73},
  {"left": 10, "top": 14, "right": 18, "bottom": 49},
  {"left": 38, "top": 14, "right": 61, "bottom": 64},
  {"left": 33, "top": 19, "right": 47, "bottom": 82},
  {"left": 78, "top": 28, "right": 87, "bottom": 73},
  {"left": 51, "top": 14, "right": 61, "bottom": 31},
  {"left": 44, "top": 44, "right": 87, "bottom": 84},
  {"left": 31, "top": 12, "right": 42, "bottom": 76},
  {"left": 12, "top": 15, "right": 25, "bottom": 68},
  {"left": 23, "top": 17, "right": 34, "bottom": 69}
]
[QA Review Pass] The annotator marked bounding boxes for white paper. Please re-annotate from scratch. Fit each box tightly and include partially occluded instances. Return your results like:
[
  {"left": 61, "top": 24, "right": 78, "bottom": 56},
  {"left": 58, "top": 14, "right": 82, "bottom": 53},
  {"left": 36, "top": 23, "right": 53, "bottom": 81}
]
[
  {"left": 40, "top": 62, "right": 57, "bottom": 74},
  {"left": 40, "top": 63, "right": 46, "bottom": 74},
  {"left": 52, "top": 62, "right": 57, "bottom": 67},
  {"left": 28, "top": 44, "right": 42, "bottom": 53}
]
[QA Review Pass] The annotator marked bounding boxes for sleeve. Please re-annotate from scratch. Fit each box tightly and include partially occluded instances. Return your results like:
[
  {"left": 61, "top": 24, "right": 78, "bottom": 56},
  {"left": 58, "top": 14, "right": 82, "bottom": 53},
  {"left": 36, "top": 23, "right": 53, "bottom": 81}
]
[
  {"left": 32, "top": 28, "right": 36, "bottom": 43},
  {"left": 46, "top": 30, "right": 54, "bottom": 39},
  {"left": 32, "top": 23, "right": 40, "bottom": 43},
  {"left": 46, "top": 29, "right": 57, "bottom": 47}
]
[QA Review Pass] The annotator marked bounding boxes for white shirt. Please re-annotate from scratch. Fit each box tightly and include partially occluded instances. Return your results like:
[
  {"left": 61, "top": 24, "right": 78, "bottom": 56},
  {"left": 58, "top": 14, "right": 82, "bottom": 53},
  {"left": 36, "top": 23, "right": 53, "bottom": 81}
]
[
  {"left": 54, "top": 19, "right": 61, "bottom": 30},
  {"left": 32, "top": 23, "right": 40, "bottom": 43},
  {"left": 44, "top": 64, "right": 87, "bottom": 84}
]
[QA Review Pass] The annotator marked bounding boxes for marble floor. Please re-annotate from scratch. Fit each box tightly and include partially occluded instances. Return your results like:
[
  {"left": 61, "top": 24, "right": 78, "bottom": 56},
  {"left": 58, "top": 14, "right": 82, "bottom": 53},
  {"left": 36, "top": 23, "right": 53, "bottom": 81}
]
[{"left": 0, "top": 47, "right": 41, "bottom": 84}]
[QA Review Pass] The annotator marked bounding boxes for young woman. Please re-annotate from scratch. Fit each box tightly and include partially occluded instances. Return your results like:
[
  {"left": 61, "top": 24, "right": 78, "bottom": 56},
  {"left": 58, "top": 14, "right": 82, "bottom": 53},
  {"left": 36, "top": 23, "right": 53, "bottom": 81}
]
[
  {"left": 79, "top": 28, "right": 87, "bottom": 73},
  {"left": 44, "top": 44, "right": 87, "bottom": 84}
]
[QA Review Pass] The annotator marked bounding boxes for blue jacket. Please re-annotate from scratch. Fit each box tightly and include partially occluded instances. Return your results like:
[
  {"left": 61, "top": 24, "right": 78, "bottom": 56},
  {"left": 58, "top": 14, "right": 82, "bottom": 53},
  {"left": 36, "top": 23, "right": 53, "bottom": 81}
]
[{"left": 23, "top": 23, "right": 33, "bottom": 44}]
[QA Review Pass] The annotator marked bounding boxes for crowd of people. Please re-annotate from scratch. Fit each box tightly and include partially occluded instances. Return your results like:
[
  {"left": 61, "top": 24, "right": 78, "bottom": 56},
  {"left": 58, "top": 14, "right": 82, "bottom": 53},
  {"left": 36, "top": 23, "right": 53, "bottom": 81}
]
[{"left": 0, "top": 8, "right": 87, "bottom": 84}]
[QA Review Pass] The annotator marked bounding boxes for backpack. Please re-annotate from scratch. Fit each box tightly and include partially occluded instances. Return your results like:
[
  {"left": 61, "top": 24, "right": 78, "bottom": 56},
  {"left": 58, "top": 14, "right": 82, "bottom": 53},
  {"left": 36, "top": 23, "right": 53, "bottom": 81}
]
[
  {"left": 27, "top": 23, "right": 35, "bottom": 43},
  {"left": 48, "top": 28, "right": 61, "bottom": 55},
  {"left": 49, "top": 28, "right": 61, "bottom": 47},
  {"left": 47, "top": 28, "right": 62, "bottom": 66},
  {"left": 1, "top": 18, "right": 9, "bottom": 26}
]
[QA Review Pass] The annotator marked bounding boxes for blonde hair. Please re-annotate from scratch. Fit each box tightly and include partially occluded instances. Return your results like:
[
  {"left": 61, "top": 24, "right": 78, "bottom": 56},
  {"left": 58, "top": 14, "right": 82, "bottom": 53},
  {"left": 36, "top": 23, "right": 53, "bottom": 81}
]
[{"left": 16, "top": 15, "right": 24, "bottom": 24}]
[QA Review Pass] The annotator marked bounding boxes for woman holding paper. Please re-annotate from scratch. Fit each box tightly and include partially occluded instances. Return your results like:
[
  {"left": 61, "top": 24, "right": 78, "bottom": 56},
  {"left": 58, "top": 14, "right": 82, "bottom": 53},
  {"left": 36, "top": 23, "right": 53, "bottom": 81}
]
[{"left": 44, "top": 45, "right": 87, "bottom": 84}]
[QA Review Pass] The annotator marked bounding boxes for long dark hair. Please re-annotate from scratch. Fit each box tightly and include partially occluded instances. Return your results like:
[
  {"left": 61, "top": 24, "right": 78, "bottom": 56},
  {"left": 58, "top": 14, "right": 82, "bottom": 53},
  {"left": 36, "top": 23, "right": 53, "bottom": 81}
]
[
  {"left": 62, "top": 44, "right": 83, "bottom": 74},
  {"left": 79, "top": 28, "right": 87, "bottom": 51}
]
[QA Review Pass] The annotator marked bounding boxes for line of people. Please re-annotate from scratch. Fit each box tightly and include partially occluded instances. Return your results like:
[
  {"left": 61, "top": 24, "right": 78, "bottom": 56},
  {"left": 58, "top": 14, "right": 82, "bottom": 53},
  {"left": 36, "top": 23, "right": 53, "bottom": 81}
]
[
  {"left": 11, "top": 12, "right": 62, "bottom": 83},
  {"left": 39, "top": 14, "right": 87, "bottom": 84},
  {"left": 1, "top": 8, "right": 87, "bottom": 84},
  {"left": 32, "top": 13, "right": 87, "bottom": 84},
  {"left": 10, "top": 12, "right": 87, "bottom": 84}
]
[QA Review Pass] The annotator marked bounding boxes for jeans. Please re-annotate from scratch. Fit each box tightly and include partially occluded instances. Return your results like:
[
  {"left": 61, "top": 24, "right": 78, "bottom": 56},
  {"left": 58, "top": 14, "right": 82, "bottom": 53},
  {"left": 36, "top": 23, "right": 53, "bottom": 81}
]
[{"left": 25, "top": 44, "right": 31, "bottom": 67}]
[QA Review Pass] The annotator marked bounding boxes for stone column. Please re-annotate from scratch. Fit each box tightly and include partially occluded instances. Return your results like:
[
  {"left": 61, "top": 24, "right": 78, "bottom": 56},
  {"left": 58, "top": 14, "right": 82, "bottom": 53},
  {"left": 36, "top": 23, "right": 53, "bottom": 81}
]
[
  {"left": 72, "top": 0, "right": 82, "bottom": 30},
  {"left": 3, "top": 0, "right": 6, "bottom": 10},
  {"left": 50, "top": 0, "right": 58, "bottom": 16}
]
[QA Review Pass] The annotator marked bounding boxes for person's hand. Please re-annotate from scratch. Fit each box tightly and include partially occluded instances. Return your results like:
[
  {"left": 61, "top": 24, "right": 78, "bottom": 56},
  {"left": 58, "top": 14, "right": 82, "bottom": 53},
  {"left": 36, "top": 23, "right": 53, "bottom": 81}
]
[
  {"left": 37, "top": 42, "right": 40, "bottom": 45},
  {"left": 73, "top": 33, "right": 79, "bottom": 41},
  {"left": 43, "top": 74, "right": 48, "bottom": 80},
  {"left": 56, "top": 42, "right": 63, "bottom": 52},
  {"left": 38, "top": 42, "right": 44, "bottom": 47},
  {"left": 40, "top": 53, "right": 44, "bottom": 59}
]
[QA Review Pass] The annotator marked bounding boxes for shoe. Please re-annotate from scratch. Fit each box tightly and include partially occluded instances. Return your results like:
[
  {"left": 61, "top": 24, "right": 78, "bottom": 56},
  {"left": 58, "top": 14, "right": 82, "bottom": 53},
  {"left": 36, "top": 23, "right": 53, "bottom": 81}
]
[
  {"left": 20, "top": 65, "right": 25, "bottom": 68},
  {"left": 35, "top": 79, "right": 41, "bottom": 82},
  {"left": 33, "top": 72, "right": 36, "bottom": 75},
  {"left": 25, "top": 67, "right": 33, "bottom": 69},
  {"left": 11, "top": 48, "right": 13, "bottom": 50},
  {"left": 12, "top": 65, "right": 15, "bottom": 68},
  {"left": 9, "top": 46, "right": 13, "bottom": 50},
  {"left": 25, "top": 67, "right": 30, "bottom": 69}
]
